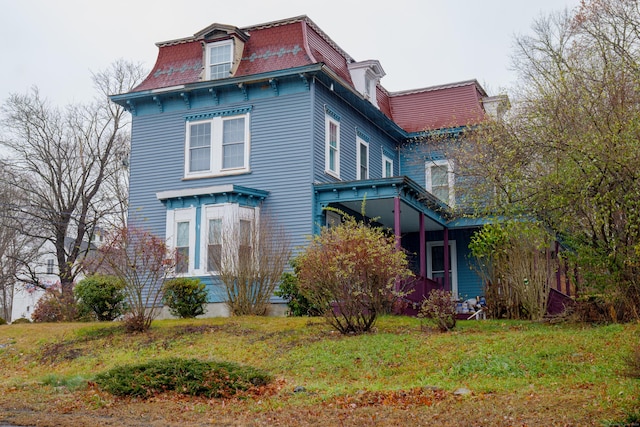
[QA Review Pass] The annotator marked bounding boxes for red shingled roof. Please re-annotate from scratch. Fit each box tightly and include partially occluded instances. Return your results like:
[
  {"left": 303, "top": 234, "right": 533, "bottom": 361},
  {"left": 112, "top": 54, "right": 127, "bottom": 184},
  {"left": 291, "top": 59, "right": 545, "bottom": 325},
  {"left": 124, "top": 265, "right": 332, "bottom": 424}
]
[
  {"left": 235, "top": 21, "right": 313, "bottom": 77},
  {"left": 133, "top": 16, "right": 347, "bottom": 93},
  {"left": 388, "top": 81, "right": 487, "bottom": 132},
  {"left": 135, "top": 41, "right": 203, "bottom": 92},
  {"left": 132, "top": 16, "right": 489, "bottom": 132}
]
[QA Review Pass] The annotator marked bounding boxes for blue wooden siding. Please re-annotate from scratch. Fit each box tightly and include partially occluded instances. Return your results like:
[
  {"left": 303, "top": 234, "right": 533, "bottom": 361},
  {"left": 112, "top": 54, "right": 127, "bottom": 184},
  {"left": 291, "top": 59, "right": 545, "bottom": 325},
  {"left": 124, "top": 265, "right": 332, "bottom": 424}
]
[
  {"left": 129, "top": 90, "right": 315, "bottom": 247},
  {"left": 127, "top": 73, "right": 482, "bottom": 305},
  {"left": 399, "top": 140, "right": 481, "bottom": 211},
  {"left": 399, "top": 141, "right": 449, "bottom": 189},
  {"left": 128, "top": 84, "right": 316, "bottom": 302},
  {"left": 312, "top": 83, "right": 399, "bottom": 183}
]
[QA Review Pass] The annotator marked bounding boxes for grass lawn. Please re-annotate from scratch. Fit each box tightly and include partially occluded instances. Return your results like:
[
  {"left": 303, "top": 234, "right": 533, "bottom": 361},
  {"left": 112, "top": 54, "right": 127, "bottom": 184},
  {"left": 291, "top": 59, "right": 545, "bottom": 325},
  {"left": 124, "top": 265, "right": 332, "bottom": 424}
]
[{"left": 0, "top": 316, "right": 638, "bottom": 426}]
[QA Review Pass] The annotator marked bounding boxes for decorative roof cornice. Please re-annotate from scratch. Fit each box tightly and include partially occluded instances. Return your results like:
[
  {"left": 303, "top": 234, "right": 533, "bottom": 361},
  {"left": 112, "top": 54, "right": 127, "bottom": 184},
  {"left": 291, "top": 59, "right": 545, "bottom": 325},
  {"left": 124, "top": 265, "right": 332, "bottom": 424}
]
[{"left": 156, "top": 184, "right": 268, "bottom": 201}]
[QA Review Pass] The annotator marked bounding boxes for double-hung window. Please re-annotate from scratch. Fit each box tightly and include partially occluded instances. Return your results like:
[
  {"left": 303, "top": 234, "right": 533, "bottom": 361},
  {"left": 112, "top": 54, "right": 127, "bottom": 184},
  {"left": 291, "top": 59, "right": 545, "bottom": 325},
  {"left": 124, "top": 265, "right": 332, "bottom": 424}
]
[
  {"left": 188, "top": 122, "right": 212, "bottom": 172},
  {"left": 382, "top": 154, "right": 394, "bottom": 178},
  {"left": 167, "top": 207, "right": 196, "bottom": 275},
  {"left": 325, "top": 114, "right": 340, "bottom": 178},
  {"left": 356, "top": 137, "right": 369, "bottom": 180},
  {"left": 185, "top": 113, "right": 250, "bottom": 178},
  {"left": 206, "top": 40, "right": 233, "bottom": 80},
  {"left": 426, "top": 159, "right": 455, "bottom": 206},
  {"left": 238, "top": 219, "right": 253, "bottom": 268},
  {"left": 202, "top": 204, "right": 256, "bottom": 275},
  {"left": 175, "top": 221, "right": 190, "bottom": 274},
  {"left": 222, "top": 117, "right": 245, "bottom": 169},
  {"left": 207, "top": 218, "right": 222, "bottom": 272}
]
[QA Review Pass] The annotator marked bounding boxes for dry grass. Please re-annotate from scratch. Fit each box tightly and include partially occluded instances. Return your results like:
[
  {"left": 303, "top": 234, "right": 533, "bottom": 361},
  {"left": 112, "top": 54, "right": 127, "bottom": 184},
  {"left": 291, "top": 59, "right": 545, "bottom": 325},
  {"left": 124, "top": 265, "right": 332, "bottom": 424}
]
[{"left": 0, "top": 317, "right": 638, "bottom": 426}]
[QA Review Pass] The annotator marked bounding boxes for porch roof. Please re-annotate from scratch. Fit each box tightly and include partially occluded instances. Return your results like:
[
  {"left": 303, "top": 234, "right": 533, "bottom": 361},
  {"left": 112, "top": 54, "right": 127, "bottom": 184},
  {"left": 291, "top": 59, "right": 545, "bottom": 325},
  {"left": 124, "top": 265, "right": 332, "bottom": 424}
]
[{"left": 313, "top": 176, "right": 452, "bottom": 233}]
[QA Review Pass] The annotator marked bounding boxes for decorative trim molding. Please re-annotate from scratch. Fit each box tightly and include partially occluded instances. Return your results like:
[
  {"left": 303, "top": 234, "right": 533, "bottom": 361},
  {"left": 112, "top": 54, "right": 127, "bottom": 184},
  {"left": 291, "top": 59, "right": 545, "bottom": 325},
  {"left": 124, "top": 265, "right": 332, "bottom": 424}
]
[
  {"left": 382, "top": 147, "right": 396, "bottom": 159},
  {"left": 356, "top": 127, "right": 370, "bottom": 142},
  {"left": 324, "top": 104, "right": 340, "bottom": 122},
  {"left": 185, "top": 105, "right": 253, "bottom": 121}
]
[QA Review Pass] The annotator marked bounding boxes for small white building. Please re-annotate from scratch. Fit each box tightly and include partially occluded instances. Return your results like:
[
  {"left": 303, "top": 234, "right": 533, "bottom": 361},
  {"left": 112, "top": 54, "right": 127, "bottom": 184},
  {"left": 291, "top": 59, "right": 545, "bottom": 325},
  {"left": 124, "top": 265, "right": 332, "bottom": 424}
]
[{"left": 10, "top": 233, "right": 101, "bottom": 323}]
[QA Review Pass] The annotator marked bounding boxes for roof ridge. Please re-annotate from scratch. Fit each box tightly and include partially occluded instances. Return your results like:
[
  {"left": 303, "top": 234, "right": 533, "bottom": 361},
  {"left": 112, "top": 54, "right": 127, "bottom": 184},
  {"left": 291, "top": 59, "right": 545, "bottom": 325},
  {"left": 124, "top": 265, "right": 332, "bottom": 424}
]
[{"left": 389, "top": 79, "right": 486, "bottom": 97}]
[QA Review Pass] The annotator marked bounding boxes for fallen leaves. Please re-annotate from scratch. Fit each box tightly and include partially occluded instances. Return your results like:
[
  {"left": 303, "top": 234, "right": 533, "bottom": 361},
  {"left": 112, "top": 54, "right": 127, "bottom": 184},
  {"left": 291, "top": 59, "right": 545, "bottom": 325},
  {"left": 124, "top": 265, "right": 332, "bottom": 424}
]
[{"left": 330, "top": 387, "right": 449, "bottom": 410}]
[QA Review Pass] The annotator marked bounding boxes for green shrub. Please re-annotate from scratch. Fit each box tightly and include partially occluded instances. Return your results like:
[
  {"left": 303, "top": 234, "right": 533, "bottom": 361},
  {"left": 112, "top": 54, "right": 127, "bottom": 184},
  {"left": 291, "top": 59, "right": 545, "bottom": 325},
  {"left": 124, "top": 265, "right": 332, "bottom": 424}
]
[
  {"left": 162, "top": 278, "right": 208, "bottom": 318},
  {"left": 296, "top": 211, "right": 412, "bottom": 334},
  {"left": 275, "top": 265, "right": 321, "bottom": 317},
  {"left": 94, "top": 357, "right": 271, "bottom": 398},
  {"left": 418, "top": 289, "right": 457, "bottom": 332},
  {"left": 11, "top": 317, "right": 31, "bottom": 324},
  {"left": 0, "top": 317, "right": 6, "bottom": 325},
  {"left": 75, "top": 275, "right": 128, "bottom": 321}
]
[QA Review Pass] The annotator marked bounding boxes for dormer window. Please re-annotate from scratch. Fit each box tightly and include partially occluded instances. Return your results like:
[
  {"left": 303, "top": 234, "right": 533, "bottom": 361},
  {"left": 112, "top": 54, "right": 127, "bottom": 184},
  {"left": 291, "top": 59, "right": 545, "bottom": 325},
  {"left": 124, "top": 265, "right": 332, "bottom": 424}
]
[
  {"left": 347, "top": 60, "right": 385, "bottom": 108},
  {"left": 206, "top": 40, "right": 233, "bottom": 80},
  {"left": 364, "top": 73, "right": 372, "bottom": 99}
]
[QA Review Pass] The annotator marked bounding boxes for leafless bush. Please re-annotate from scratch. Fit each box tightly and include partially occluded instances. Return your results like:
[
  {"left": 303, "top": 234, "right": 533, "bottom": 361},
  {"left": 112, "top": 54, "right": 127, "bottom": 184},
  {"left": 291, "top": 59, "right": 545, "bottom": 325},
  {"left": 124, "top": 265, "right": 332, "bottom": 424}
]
[
  {"left": 211, "top": 212, "right": 291, "bottom": 316},
  {"left": 96, "top": 226, "right": 176, "bottom": 332}
]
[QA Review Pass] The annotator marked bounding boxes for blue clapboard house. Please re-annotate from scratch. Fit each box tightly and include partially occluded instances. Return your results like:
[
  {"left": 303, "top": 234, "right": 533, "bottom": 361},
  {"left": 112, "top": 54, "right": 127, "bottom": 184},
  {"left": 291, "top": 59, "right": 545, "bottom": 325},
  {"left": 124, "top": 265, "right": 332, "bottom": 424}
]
[{"left": 111, "top": 16, "right": 509, "bottom": 314}]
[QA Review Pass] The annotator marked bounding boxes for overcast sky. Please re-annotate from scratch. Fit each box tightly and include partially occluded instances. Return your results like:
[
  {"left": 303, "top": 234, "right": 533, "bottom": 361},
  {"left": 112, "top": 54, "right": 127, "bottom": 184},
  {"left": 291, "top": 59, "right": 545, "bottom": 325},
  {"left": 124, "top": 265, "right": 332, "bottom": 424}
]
[{"left": 1, "top": 0, "right": 581, "bottom": 107}]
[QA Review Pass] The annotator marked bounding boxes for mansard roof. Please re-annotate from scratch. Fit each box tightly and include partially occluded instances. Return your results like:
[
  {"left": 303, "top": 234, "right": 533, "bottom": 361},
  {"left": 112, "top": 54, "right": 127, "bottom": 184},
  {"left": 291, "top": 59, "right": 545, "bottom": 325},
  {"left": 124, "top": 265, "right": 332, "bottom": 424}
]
[
  {"left": 130, "top": 15, "right": 492, "bottom": 133},
  {"left": 388, "top": 80, "right": 488, "bottom": 133}
]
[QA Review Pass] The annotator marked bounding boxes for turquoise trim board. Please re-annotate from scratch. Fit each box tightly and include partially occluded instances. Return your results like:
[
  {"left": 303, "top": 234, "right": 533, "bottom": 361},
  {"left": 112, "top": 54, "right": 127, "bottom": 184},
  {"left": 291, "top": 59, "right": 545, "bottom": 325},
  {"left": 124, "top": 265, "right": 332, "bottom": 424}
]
[
  {"left": 157, "top": 184, "right": 268, "bottom": 275},
  {"left": 324, "top": 104, "right": 341, "bottom": 122},
  {"left": 313, "top": 176, "right": 451, "bottom": 235},
  {"left": 185, "top": 106, "right": 253, "bottom": 121},
  {"left": 356, "top": 127, "right": 371, "bottom": 142},
  {"left": 157, "top": 184, "right": 269, "bottom": 209}
]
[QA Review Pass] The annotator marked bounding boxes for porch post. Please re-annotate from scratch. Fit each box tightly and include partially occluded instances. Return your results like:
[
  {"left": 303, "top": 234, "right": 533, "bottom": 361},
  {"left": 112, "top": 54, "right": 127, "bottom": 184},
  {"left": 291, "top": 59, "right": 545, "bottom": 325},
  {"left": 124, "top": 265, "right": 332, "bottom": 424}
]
[
  {"left": 419, "top": 213, "right": 426, "bottom": 278},
  {"left": 443, "top": 226, "right": 450, "bottom": 292},
  {"left": 555, "top": 240, "right": 561, "bottom": 293},
  {"left": 394, "top": 196, "right": 401, "bottom": 251},
  {"left": 394, "top": 196, "right": 402, "bottom": 294}
]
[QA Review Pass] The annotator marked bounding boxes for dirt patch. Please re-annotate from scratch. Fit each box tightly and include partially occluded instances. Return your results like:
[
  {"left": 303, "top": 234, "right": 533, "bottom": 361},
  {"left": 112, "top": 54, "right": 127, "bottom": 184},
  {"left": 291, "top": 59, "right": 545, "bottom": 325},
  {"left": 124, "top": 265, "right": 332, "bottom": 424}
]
[{"left": 38, "top": 342, "right": 86, "bottom": 364}]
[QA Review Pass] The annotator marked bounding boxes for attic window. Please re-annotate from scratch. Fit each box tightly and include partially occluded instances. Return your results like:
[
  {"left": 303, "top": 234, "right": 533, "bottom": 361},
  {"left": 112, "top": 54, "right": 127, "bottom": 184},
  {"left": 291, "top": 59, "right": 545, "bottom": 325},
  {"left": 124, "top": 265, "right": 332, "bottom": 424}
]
[
  {"left": 364, "top": 73, "right": 372, "bottom": 99},
  {"left": 206, "top": 40, "right": 233, "bottom": 80}
]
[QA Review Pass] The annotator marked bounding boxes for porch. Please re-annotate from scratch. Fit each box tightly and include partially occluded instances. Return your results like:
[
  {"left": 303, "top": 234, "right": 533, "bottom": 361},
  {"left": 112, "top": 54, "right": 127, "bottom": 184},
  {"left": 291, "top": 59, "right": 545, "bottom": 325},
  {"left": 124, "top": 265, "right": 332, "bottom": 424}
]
[{"left": 313, "top": 176, "right": 460, "bottom": 299}]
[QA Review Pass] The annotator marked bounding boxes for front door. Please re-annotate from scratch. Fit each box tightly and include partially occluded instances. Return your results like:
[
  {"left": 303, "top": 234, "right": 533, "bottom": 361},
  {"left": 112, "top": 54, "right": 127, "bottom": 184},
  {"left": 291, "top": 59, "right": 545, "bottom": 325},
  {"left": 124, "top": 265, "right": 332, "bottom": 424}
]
[{"left": 426, "top": 240, "right": 458, "bottom": 298}]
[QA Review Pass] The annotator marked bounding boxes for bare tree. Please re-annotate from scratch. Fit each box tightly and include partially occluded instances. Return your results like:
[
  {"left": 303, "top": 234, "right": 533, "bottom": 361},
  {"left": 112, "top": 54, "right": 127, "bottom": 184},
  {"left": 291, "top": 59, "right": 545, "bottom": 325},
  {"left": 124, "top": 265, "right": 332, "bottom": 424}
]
[
  {"left": 452, "top": 0, "right": 640, "bottom": 319},
  {"left": 96, "top": 226, "right": 176, "bottom": 332},
  {"left": 212, "top": 211, "right": 291, "bottom": 316},
  {"left": 0, "top": 60, "right": 145, "bottom": 313},
  {"left": 0, "top": 162, "right": 40, "bottom": 321}
]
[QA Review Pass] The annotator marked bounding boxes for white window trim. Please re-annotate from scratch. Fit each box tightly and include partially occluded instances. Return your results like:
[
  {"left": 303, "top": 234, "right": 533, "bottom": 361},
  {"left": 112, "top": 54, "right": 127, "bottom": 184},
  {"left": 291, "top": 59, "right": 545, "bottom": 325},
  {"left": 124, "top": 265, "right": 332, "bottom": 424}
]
[
  {"left": 199, "top": 203, "right": 257, "bottom": 276},
  {"left": 184, "top": 113, "right": 250, "bottom": 179},
  {"left": 356, "top": 136, "right": 369, "bottom": 180},
  {"left": 205, "top": 39, "right": 233, "bottom": 80},
  {"left": 426, "top": 240, "right": 458, "bottom": 299},
  {"left": 325, "top": 115, "right": 340, "bottom": 178},
  {"left": 382, "top": 154, "right": 394, "bottom": 178},
  {"left": 166, "top": 207, "right": 197, "bottom": 276},
  {"left": 425, "top": 159, "right": 455, "bottom": 206}
]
